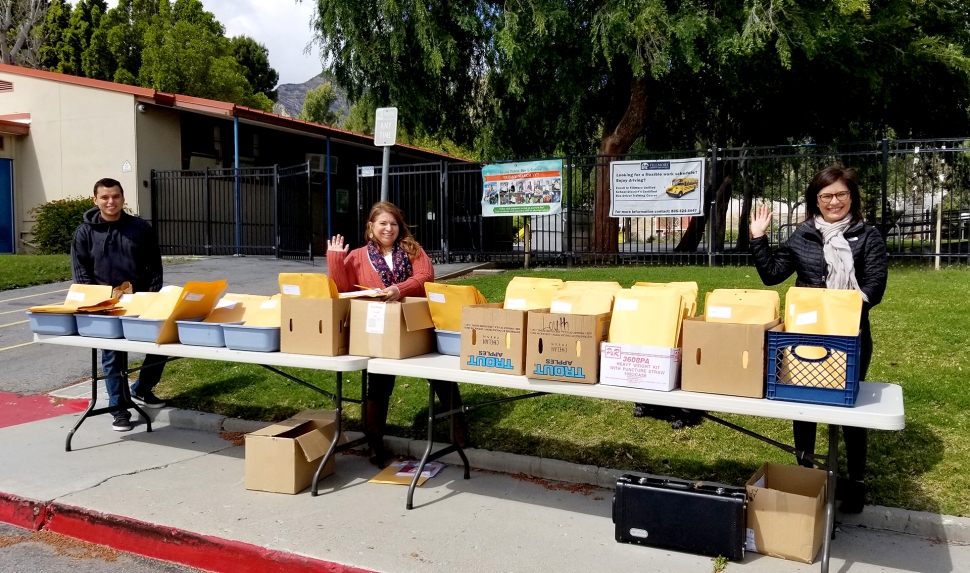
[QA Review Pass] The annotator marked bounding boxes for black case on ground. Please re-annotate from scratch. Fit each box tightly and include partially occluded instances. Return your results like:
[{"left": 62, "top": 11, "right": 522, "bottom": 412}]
[{"left": 612, "top": 473, "right": 747, "bottom": 560}]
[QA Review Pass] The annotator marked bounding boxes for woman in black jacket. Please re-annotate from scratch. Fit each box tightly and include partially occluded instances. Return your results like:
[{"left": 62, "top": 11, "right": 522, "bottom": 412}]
[{"left": 750, "top": 166, "right": 888, "bottom": 513}]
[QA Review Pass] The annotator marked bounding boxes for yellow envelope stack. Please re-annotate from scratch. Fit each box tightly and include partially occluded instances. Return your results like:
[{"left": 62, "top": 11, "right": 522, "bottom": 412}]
[
  {"left": 562, "top": 281, "right": 622, "bottom": 293},
  {"left": 278, "top": 273, "right": 338, "bottom": 298},
  {"left": 204, "top": 294, "right": 272, "bottom": 323},
  {"left": 115, "top": 292, "right": 159, "bottom": 316},
  {"left": 609, "top": 288, "right": 687, "bottom": 347},
  {"left": 704, "top": 289, "right": 780, "bottom": 325},
  {"left": 424, "top": 283, "right": 487, "bottom": 332},
  {"left": 503, "top": 277, "right": 563, "bottom": 310},
  {"left": 632, "top": 281, "right": 698, "bottom": 320},
  {"left": 550, "top": 290, "right": 615, "bottom": 315},
  {"left": 141, "top": 281, "right": 228, "bottom": 343},
  {"left": 28, "top": 284, "right": 114, "bottom": 314},
  {"left": 244, "top": 294, "right": 283, "bottom": 327},
  {"left": 784, "top": 287, "right": 862, "bottom": 336}
]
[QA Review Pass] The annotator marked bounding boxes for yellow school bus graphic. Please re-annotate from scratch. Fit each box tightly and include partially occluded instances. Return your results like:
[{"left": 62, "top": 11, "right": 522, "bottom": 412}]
[{"left": 666, "top": 177, "right": 699, "bottom": 197}]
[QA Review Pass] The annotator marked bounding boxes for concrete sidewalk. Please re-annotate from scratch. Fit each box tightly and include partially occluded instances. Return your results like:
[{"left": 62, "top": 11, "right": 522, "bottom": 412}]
[{"left": 1, "top": 407, "right": 968, "bottom": 573}]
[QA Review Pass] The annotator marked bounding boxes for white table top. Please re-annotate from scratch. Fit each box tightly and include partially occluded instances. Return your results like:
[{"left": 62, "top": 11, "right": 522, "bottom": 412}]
[
  {"left": 368, "top": 353, "right": 905, "bottom": 431},
  {"left": 34, "top": 334, "right": 371, "bottom": 372}
]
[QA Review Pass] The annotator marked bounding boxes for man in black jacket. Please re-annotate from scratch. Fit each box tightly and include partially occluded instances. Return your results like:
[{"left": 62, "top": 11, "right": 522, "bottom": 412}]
[{"left": 71, "top": 178, "right": 167, "bottom": 432}]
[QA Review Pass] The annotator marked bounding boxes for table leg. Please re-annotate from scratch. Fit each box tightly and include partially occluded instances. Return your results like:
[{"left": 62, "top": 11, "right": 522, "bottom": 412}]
[
  {"left": 65, "top": 349, "right": 100, "bottom": 452},
  {"left": 312, "top": 371, "right": 344, "bottom": 497},
  {"left": 820, "top": 424, "right": 839, "bottom": 573},
  {"left": 407, "top": 381, "right": 437, "bottom": 510}
]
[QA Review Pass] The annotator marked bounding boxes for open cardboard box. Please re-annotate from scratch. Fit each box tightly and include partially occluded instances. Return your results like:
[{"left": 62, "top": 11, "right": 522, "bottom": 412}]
[
  {"left": 349, "top": 297, "right": 435, "bottom": 359},
  {"left": 746, "top": 462, "right": 828, "bottom": 563},
  {"left": 681, "top": 316, "right": 781, "bottom": 398},
  {"left": 245, "top": 410, "right": 347, "bottom": 494}
]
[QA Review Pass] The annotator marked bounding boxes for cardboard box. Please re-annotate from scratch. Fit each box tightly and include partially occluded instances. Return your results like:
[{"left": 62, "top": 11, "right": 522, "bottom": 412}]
[
  {"left": 349, "top": 297, "right": 435, "bottom": 359},
  {"left": 745, "top": 463, "right": 828, "bottom": 563},
  {"left": 244, "top": 410, "right": 347, "bottom": 494},
  {"left": 681, "top": 316, "right": 782, "bottom": 398},
  {"left": 599, "top": 343, "right": 681, "bottom": 391},
  {"left": 460, "top": 304, "right": 528, "bottom": 375},
  {"left": 525, "top": 310, "right": 609, "bottom": 384},
  {"left": 280, "top": 297, "right": 351, "bottom": 356}
]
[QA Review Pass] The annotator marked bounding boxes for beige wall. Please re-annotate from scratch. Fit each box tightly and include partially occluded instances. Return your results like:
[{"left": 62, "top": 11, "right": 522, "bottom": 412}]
[
  {"left": 135, "top": 104, "right": 182, "bottom": 220},
  {"left": 0, "top": 72, "right": 138, "bottom": 252}
]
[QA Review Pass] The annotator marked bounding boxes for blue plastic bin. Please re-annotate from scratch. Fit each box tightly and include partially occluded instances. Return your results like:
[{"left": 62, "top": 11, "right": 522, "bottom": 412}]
[
  {"left": 766, "top": 327, "right": 861, "bottom": 407},
  {"left": 76, "top": 314, "right": 125, "bottom": 339},
  {"left": 177, "top": 320, "right": 240, "bottom": 347},
  {"left": 435, "top": 330, "right": 461, "bottom": 356},
  {"left": 222, "top": 324, "right": 280, "bottom": 352},
  {"left": 26, "top": 311, "right": 78, "bottom": 335}
]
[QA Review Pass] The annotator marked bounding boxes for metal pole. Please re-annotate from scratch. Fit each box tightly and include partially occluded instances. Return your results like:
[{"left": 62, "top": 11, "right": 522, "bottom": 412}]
[
  {"left": 204, "top": 167, "right": 211, "bottom": 256},
  {"left": 708, "top": 146, "right": 718, "bottom": 267},
  {"left": 524, "top": 217, "right": 531, "bottom": 269},
  {"left": 442, "top": 161, "right": 450, "bottom": 263},
  {"left": 272, "top": 164, "right": 279, "bottom": 259},
  {"left": 234, "top": 116, "right": 242, "bottom": 256},
  {"left": 881, "top": 139, "right": 889, "bottom": 239},
  {"left": 326, "top": 137, "right": 332, "bottom": 240},
  {"left": 565, "top": 156, "right": 573, "bottom": 269},
  {"left": 380, "top": 145, "right": 391, "bottom": 202}
]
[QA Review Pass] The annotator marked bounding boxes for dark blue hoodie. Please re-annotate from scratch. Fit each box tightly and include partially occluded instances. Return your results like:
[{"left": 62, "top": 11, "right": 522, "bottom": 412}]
[{"left": 70, "top": 207, "right": 163, "bottom": 293}]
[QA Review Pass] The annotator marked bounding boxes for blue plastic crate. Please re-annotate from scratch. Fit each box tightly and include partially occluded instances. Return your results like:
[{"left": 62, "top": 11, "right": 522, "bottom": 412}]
[{"left": 766, "top": 327, "right": 861, "bottom": 407}]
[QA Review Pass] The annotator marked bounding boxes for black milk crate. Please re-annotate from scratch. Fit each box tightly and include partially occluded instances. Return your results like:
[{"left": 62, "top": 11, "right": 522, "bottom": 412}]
[
  {"left": 766, "top": 326, "right": 861, "bottom": 407},
  {"left": 613, "top": 473, "right": 747, "bottom": 560}
]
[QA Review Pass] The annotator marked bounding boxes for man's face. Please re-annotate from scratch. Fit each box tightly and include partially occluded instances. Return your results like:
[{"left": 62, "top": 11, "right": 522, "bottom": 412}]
[{"left": 94, "top": 185, "right": 124, "bottom": 221}]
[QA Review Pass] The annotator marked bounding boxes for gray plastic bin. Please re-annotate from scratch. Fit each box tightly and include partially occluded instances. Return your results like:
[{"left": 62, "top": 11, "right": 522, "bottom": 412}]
[
  {"left": 177, "top": 320, "right": 241, "bottom": 347},
  {"left": 123, "top": 316, "right": 202, "bottom": 342},
  {"left": 435, "top": 329, "right": 461, "bottom": 356},
  {"left": 222, "top": 324, "right": 280, "bottom": 352},
  {"left": 26, "top": 311, "right": 78, "bottom": 336},
  {"left": 76, "top": 314, "right": 126, "bottom": 339}
]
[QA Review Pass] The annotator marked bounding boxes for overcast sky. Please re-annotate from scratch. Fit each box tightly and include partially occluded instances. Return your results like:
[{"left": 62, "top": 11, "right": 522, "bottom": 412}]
[{"left": 105, "top": 0, "right": 323, "bottom": 86}]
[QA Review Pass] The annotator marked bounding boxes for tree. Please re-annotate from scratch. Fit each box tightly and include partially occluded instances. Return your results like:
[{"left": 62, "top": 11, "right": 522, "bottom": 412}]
[
  {"left": 230, "top": 35, "right": 278, "bottom": 100},
  {"left": 38, "top": 0, "right": 105, "bottom": 75},
  {"left": 299, "top": 81, "right": 338, "bottom": 125},
  {"left": 0, "top": 0, "right": 49, "bottom": 66}
]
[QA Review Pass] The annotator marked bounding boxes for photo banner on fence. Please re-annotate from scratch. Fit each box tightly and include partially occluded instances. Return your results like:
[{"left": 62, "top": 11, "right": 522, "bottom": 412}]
[
  {"left": 610, "top": 158, "right": 706, "bottom": 217},
  {"left": 481, "top": 159, "right": 563, "bottom": 217}
]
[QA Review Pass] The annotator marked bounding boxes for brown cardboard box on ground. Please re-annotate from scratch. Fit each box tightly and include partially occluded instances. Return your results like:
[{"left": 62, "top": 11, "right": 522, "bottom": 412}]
[
  {"left": 525, "top": 310, "right": 609, "bottom": 384},
  {"left": 598, "top": 343, "right": 681, "bottom": 391},
  {"left": 745, "top": 462, "right": 828, "bottom": 564},
  {"left": 349, "top": 297, "right": 435, "bottom": 359},
  {"left": 244, "top": 410, "right": 347, "bottom": 494},
  {"left": 460, "top": 304, "right": 528, "bottom": 375},
  {"left": 280, "top": 297, "right": 351, "bottom": 356},
  {"left": 681, "top": 316, "right": 782, "bottom": 398}
]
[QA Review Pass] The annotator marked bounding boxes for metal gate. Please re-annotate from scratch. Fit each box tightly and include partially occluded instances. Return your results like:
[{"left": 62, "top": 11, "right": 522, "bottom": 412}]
[
  {"left": 357, "top": 162, "right": 446, "bottom": 259},
  {"left": 151, "top": 163, "right": 313, "bottom": 260}
]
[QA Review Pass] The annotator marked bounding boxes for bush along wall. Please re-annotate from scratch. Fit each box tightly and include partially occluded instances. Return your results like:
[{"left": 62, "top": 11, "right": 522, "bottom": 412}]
[{"left": 28, "top": 197, "right": 94, "bottom": 254}]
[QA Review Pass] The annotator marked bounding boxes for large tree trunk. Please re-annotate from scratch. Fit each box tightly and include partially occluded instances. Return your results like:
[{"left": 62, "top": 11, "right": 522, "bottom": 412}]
[
  {"left": 674, "top": 177, "right": 731, "bottom": 252},
  {"left": 591, "top": 76, "right": 649, "bottom": 254}
]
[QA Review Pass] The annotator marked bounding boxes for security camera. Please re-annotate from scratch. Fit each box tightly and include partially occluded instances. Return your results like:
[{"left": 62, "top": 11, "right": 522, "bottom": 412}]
[{"left": 137, "top": 104, "right": 147, "bottom": 113}]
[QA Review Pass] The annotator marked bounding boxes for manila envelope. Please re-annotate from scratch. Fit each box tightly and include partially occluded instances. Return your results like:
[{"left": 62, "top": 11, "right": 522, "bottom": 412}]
[
  {"left": 424, "top": 282, "right": 487, "bottom": 332},
  {"left": 784, "top": 287, "right": 862, "bottom": 336},
  {"left": 244, "top": 295, "right": 283, "bottom": 327},
  {"left": 28, "top": 284, "right": 114, "bottom": 313},
  {"left": 142, "top": 281, "right": 227, "bottom": 343},
  {"left": 609, "top": 289, "right": 685, "bottom": 347},
  {"left": 205, "top": 294, "right": 271, "bottom": 323},
  {"left": 278, "top": 273, "right": 338, "bottom": 298},
  {"left": 550, "top": 290, "right": 614, "bottom": 315},
  {"left": 503, "top": 277, "right": 563, "bottom": 311},
  {"left": 705, "top": 289, "right": 780, "bottom": 325}
]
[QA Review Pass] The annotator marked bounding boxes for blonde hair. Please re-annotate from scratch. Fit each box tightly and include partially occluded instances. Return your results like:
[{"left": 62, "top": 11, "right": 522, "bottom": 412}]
[{"left": 365, "top": 201, "right": 421, "bottom": 258}]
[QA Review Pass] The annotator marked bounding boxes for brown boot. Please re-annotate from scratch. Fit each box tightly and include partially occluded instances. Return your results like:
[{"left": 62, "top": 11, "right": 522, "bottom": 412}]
[
  {"left": 364, "top": 397, "right": 390, "bottom": 468},
  {"left": 432, "top": 380, "right": 470, "bottom": 449}
]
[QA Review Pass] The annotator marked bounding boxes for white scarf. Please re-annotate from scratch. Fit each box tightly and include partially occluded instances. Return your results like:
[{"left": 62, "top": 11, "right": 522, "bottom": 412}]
[{"left": 813, "top": 215, "right": 869, "bottom": 303}]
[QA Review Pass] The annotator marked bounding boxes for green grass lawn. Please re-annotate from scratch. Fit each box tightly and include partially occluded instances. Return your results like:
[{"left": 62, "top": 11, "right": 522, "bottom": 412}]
[
  {"left": 141, "top": 265, "right": 969, "bottom": 515},
  {"left": 0, "top": 254, "right": 72, "bottom": 290}
]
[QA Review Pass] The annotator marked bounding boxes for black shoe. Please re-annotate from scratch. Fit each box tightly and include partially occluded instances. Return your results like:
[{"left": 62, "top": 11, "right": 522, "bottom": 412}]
[
  {"left": 112, "top": 413, "right": 132, "bottom": 432},
  {"left": 368, "top": 446, "right": 389, "bottom": 469},
  {"left": 839, "top": 480, "right": 867, "bottom": 514},
  {"left": 131, "top": 388, "right": 166, "bottom": 408}
]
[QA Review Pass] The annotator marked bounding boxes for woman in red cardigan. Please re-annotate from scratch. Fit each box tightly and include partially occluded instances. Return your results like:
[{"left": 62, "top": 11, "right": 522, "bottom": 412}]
[{"left": 328, "top": 201, "right": 468, "bottom": 467}]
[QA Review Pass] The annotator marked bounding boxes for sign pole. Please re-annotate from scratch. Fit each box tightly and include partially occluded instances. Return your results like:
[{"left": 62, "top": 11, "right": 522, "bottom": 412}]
[{"left": 374, "top": 107, "right": 398, "bottom": 204}]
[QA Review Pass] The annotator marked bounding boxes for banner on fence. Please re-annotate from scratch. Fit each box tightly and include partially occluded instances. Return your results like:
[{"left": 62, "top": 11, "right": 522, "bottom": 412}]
[
  {"left": 481, "top": 159, "right": 563, "bottom": 217},
  {"left": 610, "top": 158, "right": 705, "bottom": 217}
]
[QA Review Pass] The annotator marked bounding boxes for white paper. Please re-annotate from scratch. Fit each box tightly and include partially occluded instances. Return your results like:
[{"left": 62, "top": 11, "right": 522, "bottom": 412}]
[
  {"left": 259, "top": 300, "right": 278, "bottom": 309},
  {"left": 135, "top": 292, "right": 149, "bottom": 296},
  {"left": 119, "top": 294, "right": 133, "bottom": 303},
  {"left": 393, "top": 460, "right": 444, "bottom": 479},
  {"left": 215, "top": 299, "right": 237, "bottom": 309},
  {"left": 745, "top": 528, "right": 759, "bottom": 553},
  {"left": 706, "top": 305, "right": 732, "bottom": 319},
  {"left": 550, "top": 301, "right": 572, "bottom": 313},
  {"left": 615, "top": 298, "right": 638, "bottom": 311},
  {"left": 428, "top": 292, "right": 446, "bottom": 303},
  {"left": 66, "top": 292, "right": 86, "bottom": 302},
  {"left": 366, "top": 302, "right": 386, "bottom": 334},
  {"left": 281, "top": 284, "right": 301, "bottom": 296},
  {"left": 795, "top": 311, "right": 818, "bottom": 326},
  {"left": 504, "top": 298, "right": 526, "bottom": 309},
  {"left": 184, "top": 293, "right": 204, "bottom": 302},
  {"left": 160, "top": 285, "right": 175, "bottom": 293}
]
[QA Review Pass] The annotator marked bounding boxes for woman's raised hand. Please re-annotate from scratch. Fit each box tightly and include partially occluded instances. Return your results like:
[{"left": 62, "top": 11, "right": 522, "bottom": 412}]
[
  {"left": 327, "top": 234, "right": 349, "bottom": 253},
  {"left": 750, "top": 205, "right": 773, "bottom": 239}
]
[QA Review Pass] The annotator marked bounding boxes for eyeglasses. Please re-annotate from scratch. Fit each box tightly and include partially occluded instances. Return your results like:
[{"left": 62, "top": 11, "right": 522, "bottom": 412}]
[{"left": 817, "top": 191, "right": 850, "bottom": 203}]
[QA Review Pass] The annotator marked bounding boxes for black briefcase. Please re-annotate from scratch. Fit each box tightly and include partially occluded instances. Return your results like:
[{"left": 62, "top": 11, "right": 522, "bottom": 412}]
[{"left": 613, "top": 473, "right": 747, "bottom": 560}]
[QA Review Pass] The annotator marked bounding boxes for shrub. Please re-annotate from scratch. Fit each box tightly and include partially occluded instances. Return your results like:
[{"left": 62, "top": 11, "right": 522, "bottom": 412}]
[{"left": 28, "top": 197, "right": 92, "bottom": 254}]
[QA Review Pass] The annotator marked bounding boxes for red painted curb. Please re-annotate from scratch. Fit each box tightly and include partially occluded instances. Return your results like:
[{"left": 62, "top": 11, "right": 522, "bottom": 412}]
[
  {"left": 0, "top": 492, "right": 376, "bottom": 573},
  {"left": 0, "top": 491, "right": 48, "bottom": 530}
]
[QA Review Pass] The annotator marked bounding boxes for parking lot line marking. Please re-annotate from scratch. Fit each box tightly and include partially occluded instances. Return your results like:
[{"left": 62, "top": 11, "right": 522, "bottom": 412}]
[
  {"left": 0, "top": 320, "right": 27, "bottom": 328},
  {"left": 0, "top": 341, "right": 33, "bottom": 352},
  {"left": 0, "top": 308, "right": 29, "bottom": 315},
  {"left": 0, "top": 289, "right": 68, "bottom": 303}
]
